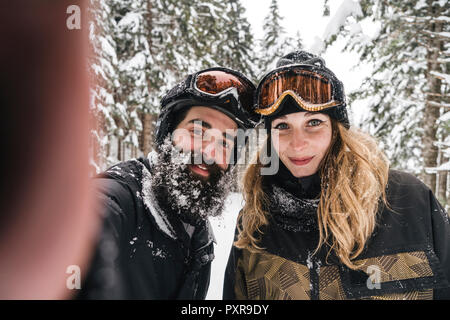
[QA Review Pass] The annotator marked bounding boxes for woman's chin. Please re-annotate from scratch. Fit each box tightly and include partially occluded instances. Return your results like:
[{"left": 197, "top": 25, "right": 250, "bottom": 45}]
[{"left": 286, "top": 165, "right": 318, "bottom": 178}]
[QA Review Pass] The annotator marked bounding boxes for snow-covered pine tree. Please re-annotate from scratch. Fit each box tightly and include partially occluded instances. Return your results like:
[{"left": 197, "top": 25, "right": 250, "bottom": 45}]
[
  {"left": 89, "top": 0, "right": 121, "bottom": 172},
  {"left": 160, "top": 0, "right": 229, "bottom": 73},
  {"left": 89, "top": 0, "right": 168, "bottom": 165},
  {"left": 255, "top": 0, "right": 303, "bottom": 79},
  {"left": 160, "top": 0, "right": 201, "bottom": 75},
  {"left": 89, "top": 0, "right": 259, "bottom": 170},
  {"left": 186, "top": 0, "right": 227, "bottom": 69},
  {"left": 89, "top": 0, "right": 147, "bottom": 166},
  {"left": 257, "top": 0, "right": 289, "bottom": 77},
  {"left": 216, "top": 0, "right": 257, "bottom": 80},
  {"left": 137, "top": 0, "right": 239, "bottom": 155},
  {"left": 292, "top": 30, "right": 304, "bottom": 52},
  {"left": 418, "top": 1, "right": 449, "bottom": 205},
  {"left": 141, "top": 0, "right": 233, "bottom": 154},
  {"left": 137, "top": 0, "right": 175, "bottom": 156},
  {"left": 321, "top": 0, "right": 449, "bottom": 201},
  {"left": 114, "top": 0, "right": 156, "bottom": 161}
]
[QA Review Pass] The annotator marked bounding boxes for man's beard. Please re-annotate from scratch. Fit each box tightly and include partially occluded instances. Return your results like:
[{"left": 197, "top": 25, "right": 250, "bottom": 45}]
[{"left": 150, "top": 138, "right": 234, "bottom": 225}]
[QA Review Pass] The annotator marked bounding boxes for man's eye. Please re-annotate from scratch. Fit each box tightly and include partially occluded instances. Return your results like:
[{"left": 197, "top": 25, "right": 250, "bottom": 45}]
[
  {"left": 308, "top": 119, "right": 323, "bottom": 127},
  {"left": 273, "top": 122, "right": 289, "bottom": 130},
  {"left": 192, "top": 128, "right": 203, "bottom": 136}
]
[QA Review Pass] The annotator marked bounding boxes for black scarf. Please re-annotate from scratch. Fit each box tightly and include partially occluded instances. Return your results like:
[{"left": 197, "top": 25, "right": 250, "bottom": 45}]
[{"left": 264, "top": 161, "right": 322, "bottom": 232}]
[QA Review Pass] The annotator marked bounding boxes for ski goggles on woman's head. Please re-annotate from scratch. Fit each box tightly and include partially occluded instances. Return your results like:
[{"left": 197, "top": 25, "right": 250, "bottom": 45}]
[
  {"left": 191, "top": 67, "right": 255, "bottom": 114},
  {"left": 254, "top": 65, "right": 346, "bottom": 116}
]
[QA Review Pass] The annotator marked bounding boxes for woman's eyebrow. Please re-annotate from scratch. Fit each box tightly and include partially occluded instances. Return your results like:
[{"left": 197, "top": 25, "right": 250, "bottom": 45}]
[
  {"left": 275, "top": 112, "right": 321, "bottom": 120},
  {"left": 304, "top": 112, "right": 320, "bottom": 117}
]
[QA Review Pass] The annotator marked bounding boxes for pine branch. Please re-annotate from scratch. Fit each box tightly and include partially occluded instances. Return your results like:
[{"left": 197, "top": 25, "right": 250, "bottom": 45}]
[
  {"left": 402, "top": 15, "right": 450, "bottom": 24},
  {"left": 426, "top": 92, "right": 450, "bottom": 98},
  {"left": 420, "top": 30, "right": 450, "bottom": 41},
  {"left": 427, "top": 101, "right": 450, "bottom": 109},
  {"left": 427, "top": 58, "right": 450, "bottom": 64}
]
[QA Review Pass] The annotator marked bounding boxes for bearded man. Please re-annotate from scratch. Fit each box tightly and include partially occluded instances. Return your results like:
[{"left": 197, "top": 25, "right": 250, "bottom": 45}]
[{"left": 77, "top": 67, "right": 256, "bottom": 299}]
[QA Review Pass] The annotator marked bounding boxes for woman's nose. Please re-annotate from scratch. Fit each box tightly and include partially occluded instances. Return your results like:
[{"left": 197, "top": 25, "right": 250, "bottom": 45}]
[{"left": 290, "top": 128, "right": 308, "bottom": 150}]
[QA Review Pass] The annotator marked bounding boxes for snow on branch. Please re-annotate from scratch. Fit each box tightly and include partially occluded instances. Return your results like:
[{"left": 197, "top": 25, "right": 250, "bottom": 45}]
[
  {"left": 430, "top": 71, "right": 450, "bottom": 85},
  {"left": 425, "top": 162, "right": 450, "bottom": 173},
  {"left": 403, "top": 15, "right": 450, "bottom": 23},
  {"left": 427, "top": 101, "right": 450, "bottom": 109},
  {"left": 322, "top": 0, "right": 363, "bottom": 41},
  {"left": 420, "top": 30, "right": 450, "bottom": 40}
]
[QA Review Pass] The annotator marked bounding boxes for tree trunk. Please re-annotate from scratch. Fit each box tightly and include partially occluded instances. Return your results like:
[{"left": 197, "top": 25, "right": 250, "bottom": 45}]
[
  {"left": 106, "top": 136, "right": 110, "bottom": 160},
  {"left": 117, "top": 136, "right": 122, "bottom": 161},
  {"left": 438, "top": 152, "right": 449, "bottom": 205},
  {"left": 139, "top": 111, "right": 157, "bottom": 156},
  {"left": 421, "top": 4, "right": 443, "bottom": 193}
]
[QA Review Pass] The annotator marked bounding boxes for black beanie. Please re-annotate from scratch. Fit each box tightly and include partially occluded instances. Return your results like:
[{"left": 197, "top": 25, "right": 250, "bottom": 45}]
[{"left": 262, "top": 50, "right": 350, "bottom": 131}]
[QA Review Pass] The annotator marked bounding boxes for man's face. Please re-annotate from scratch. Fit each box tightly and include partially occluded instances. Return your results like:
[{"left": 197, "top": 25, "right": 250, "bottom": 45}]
[
  {"left": 149, "top": 106, "right": 239, "bottom": 224},
  {"left": 172, "top": 106, "right": 238, "bottom": 178}
]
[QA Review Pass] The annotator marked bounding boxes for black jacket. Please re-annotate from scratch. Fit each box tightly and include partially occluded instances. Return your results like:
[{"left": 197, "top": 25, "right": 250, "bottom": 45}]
[
  {"left": 77, "top": 157, "right": 215, "bottom": 299},
  {"left": 223, "top": 170, "right": 450, "bottom": 300}
]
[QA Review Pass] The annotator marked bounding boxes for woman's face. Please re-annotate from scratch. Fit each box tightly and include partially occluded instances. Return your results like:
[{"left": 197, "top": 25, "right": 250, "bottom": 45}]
[{"left": 271, "top": 112, "right": 333, "bottom": 178}]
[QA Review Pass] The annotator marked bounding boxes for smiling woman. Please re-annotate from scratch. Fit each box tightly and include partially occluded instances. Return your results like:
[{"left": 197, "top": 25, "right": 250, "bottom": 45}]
[
  {"left": 270, "top": 110, "right": 333, "bottom": 178},
  {"left": 224, "top": 50, "right": 450, "bottom": 300}
]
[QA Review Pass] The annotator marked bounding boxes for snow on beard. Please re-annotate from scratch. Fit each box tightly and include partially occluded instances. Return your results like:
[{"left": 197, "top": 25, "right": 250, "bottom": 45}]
[{"left": 151, "top": 138, "right": 234, "bottom": 224}]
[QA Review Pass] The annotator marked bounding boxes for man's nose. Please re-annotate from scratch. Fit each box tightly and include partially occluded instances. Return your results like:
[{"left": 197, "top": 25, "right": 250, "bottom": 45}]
[{"left": 201, "top": 140, "right": 217, "bottom": 165}]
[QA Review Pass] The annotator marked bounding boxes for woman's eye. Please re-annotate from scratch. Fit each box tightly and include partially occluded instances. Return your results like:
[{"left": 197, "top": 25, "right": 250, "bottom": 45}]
[
  {"left": 308, "top": 119, "right": 323, "bottom": 127},
  {"left": 273, "top": 122, "right": 289, "bottom": 130}
]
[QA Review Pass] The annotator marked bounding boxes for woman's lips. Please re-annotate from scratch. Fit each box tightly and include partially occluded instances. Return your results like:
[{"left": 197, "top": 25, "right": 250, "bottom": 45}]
[
  {"left": 189, "top": 164, "right": 210, "bottom": 177},
  {"left": 289, "top": 156, "right": 314, "bottom": 166}
]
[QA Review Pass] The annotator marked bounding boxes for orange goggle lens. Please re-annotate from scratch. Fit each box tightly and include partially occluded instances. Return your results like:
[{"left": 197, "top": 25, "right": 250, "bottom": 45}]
[
  {"left": 195, "top": 70, "right": 254, "bottom": 112},
  {"left": 256, "top": 69, "right": 342, "bottom": 115}
]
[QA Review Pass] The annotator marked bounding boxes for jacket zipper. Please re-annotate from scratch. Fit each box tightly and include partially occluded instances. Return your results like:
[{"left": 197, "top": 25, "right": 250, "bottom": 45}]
[{"left": 308, "top": 255, "right": 320, "bottom": 300}]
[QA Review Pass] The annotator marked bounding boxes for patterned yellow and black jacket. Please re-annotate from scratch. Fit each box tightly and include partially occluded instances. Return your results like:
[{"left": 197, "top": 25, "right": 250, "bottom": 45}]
[{"left": 223, "top": 169, "right": 450, "bottom": 300}]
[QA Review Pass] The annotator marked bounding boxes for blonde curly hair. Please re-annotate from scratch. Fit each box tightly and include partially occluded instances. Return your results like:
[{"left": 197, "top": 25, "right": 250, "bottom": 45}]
[{"left": 235, "top": 120, "right": 390, "bottom": 270}]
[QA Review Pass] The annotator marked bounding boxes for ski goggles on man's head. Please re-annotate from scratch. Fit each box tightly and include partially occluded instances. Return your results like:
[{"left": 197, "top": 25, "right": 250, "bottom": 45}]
[
  {"left": 191, "top": 67, "right": 255, "bottom": 115},
  {"left": 254, "top": 64, "right": 346, "bottom": 116}
]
